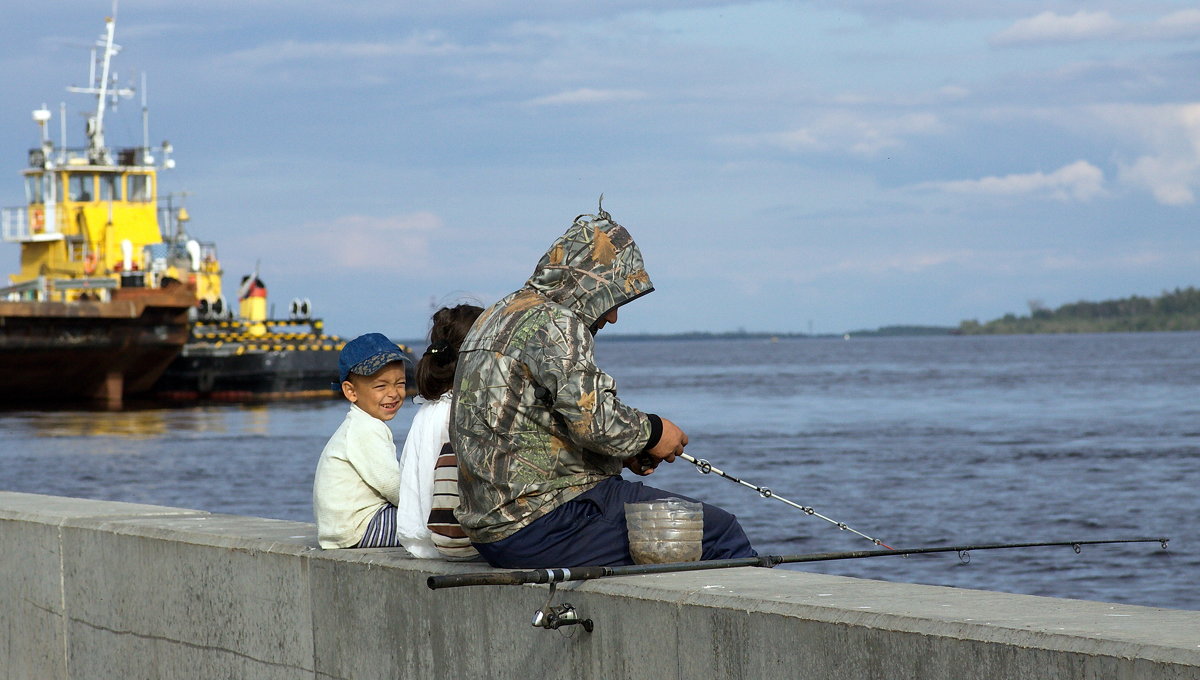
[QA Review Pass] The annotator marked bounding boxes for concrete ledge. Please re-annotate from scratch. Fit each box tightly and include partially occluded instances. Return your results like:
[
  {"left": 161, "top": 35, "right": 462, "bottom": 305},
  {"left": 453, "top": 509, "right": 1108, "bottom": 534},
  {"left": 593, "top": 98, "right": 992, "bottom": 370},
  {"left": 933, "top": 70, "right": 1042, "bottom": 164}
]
[{"left": 2, "top": 490, "right": 1197, "bottom": 679}]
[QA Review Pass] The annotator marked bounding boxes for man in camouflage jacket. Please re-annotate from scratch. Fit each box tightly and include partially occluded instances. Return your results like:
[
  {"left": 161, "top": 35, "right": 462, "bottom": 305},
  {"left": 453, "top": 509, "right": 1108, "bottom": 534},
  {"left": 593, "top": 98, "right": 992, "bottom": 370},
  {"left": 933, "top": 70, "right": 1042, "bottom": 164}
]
[{"left": 451, "top": 206, "right": 755, "bottom": 568}]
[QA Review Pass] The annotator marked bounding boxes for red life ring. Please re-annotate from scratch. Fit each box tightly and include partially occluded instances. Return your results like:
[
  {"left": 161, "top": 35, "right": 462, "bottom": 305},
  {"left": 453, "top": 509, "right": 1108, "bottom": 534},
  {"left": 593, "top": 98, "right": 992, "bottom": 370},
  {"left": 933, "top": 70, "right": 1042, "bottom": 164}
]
[
  {"left": 83, "top": 251, "right": 98, "bottom": 275},
  {"left": 31, "top": 208, "right": 45, "bottom": 233}
]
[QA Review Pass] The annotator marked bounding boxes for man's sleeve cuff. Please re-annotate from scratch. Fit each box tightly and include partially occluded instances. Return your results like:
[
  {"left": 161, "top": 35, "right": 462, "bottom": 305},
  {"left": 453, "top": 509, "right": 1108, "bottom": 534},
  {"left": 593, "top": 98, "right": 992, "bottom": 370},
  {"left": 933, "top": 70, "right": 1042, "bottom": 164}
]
[{"left": 642, "top": 413, "right": 663, "bottom": 452}]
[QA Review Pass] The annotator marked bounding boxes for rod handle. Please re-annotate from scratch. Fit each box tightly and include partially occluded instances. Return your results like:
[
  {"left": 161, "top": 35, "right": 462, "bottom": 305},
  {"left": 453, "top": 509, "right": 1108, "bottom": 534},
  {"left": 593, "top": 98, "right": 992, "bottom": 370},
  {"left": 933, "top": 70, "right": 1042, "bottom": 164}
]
[
  {"left": 428, "top": 566, "right": 611, "bottom": 589},
  {"left": 428, "top": 571, "right": 540, "bottom": 589}
]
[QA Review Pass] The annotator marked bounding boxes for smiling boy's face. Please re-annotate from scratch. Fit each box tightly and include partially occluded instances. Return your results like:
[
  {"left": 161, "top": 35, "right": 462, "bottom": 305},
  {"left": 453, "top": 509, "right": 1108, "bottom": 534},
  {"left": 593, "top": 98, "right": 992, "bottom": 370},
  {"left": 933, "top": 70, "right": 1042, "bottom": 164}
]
[{"left": 341, "top": 361, "right": 407, "bottom": 421}]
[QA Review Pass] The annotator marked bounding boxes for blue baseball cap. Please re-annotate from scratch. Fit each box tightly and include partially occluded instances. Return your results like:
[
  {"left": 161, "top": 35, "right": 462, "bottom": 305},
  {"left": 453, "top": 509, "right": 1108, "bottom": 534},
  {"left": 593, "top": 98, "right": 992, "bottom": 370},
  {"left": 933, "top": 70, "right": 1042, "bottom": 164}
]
[{"left": 337, "top": 333, "right": 410, "bottom": 383}]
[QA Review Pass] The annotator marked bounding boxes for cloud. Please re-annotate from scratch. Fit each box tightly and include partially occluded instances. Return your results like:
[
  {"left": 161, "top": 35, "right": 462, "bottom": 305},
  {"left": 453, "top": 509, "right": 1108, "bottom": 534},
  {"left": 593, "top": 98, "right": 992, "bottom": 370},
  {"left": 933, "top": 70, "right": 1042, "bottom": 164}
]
[
  {"left": 1032, "top": 248, "right": 1198, "bottom": 272},
  {"left": 992, "top": 9, "right": 1200, "bottom": 46},
  {"left": 967, "top": 102, "right": 1200, "bottom": 206},
  {"left": 1119, "top": 156, "right": 1198, "bottom": 206},
  {"left": 728, "top": 242, "right": 1190, "bottom": 287},
  {"left": 1091, "top": 103, "right": 1200, "bottom": 206},
  {"left": 214, "top": 32, "right": 468, "bottom": 71},
  {"left": 716, "top": 247, "right": 980, "bottom": 297},
  {"left": 812, "top": 246, "right": 1191, "bottom": 282},
  {"left": 992, "top": 11, "right": 1121, "bottom": 45},
  {"left": 726, "top": 111, "right": 943, "bottom": 156},
  {"left": 523, "top": 88, "right": 648, "bottom": 107},
  {"left": 823, "top": 249, "right": 976, "bottom": 276},
  {"left": 286, "top": 213, "right": 442, "bottom": 272},
  {"left": 920, "top": 160, "right": 1105, "bottom": 202},
  {"left": 1152, "top": 9, "right": 1200, "bottom": 39}
]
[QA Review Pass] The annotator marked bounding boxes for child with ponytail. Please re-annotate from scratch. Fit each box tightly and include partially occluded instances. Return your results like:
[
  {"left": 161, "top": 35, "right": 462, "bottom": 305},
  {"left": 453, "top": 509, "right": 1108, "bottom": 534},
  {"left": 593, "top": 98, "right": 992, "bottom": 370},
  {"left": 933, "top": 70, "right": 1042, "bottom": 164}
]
[{"left": 395, "top": 304, "right": 484, "bottom": 559}]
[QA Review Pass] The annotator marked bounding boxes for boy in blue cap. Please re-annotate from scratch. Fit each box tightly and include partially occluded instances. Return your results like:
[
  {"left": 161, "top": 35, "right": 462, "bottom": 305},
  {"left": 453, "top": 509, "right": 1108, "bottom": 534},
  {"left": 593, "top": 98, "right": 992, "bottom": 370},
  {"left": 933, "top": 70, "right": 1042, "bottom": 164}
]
[{"left": 313, "top": 333, "right": 411, "bottom": 548}]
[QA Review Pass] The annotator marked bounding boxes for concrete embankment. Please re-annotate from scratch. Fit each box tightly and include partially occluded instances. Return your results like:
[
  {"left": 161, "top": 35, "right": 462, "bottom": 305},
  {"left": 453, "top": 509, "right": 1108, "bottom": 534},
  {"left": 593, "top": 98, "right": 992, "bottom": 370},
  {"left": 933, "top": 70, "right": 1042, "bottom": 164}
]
[{"left": 2, "top": 490, "right": 1197, "bottom": 679}]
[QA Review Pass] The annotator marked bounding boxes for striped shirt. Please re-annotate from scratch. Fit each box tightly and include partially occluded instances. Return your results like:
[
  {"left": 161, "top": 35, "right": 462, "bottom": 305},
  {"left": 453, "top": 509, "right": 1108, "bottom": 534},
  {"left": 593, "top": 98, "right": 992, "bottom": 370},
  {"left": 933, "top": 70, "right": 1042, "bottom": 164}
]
[{"left": 427, "top": 445, "right": 477, "bottom": 558}]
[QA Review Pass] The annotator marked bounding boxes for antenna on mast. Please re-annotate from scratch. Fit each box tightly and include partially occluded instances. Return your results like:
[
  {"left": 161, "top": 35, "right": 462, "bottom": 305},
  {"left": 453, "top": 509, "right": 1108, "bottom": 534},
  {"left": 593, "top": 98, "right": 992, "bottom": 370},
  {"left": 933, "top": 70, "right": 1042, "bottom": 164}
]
[
  {"left": 59, "top": 102, "right": 67, "bottom": 164},
  {"left": 67, "top": 11, "right": 134, "bottom": 165},
  {"left": 141, "top": 72, "right": 149, "bottom": 160}
]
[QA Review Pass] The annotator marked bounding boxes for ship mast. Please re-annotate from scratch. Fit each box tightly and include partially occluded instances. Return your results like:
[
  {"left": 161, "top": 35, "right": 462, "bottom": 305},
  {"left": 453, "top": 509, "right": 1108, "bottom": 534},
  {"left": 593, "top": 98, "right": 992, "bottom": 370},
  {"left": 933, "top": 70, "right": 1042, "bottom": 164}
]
[{"left": 67, "top": 14, "right": 134, "bottom": 165}]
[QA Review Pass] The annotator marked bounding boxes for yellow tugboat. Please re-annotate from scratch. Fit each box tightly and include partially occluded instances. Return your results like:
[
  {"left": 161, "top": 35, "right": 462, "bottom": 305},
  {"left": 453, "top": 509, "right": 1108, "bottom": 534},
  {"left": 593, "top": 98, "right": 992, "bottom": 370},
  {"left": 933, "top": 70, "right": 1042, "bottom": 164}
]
[
  {"left": 0, "top": 14, "right": 196, "bottom": 407},
  {"left": 3, "top": 13, "right": 402, "bottom": 405}
]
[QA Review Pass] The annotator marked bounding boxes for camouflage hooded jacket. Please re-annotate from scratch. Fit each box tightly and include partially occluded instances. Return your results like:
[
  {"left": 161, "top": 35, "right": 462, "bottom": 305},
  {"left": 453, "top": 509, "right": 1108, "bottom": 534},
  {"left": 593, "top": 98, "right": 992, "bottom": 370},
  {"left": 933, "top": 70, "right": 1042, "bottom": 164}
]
[{"left": 451, "top": 210, "right": 656, "bottom": 543}]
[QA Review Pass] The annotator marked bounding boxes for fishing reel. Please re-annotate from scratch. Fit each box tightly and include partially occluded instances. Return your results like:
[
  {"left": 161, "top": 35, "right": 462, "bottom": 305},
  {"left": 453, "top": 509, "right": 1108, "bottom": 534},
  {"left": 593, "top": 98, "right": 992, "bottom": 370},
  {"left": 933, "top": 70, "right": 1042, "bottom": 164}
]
[{"left": 531, "top": 582, "right": 593, "bottom": 633}]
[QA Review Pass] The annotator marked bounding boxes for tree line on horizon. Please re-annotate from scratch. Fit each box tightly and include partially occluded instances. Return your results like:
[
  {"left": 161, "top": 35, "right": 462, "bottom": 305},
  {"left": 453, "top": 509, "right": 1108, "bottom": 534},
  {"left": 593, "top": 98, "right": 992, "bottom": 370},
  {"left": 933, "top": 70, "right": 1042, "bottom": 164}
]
[{"left": 957, "top": 286, "right": 1200, "bottom": 334}]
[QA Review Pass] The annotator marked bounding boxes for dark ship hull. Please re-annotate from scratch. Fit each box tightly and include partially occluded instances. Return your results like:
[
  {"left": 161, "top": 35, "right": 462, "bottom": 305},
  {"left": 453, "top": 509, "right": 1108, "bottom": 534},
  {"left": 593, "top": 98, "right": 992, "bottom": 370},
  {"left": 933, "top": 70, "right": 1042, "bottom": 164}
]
[
  {"left": 154, "top": 348, "right": 342, "bottom": 400},
  {"left": 153, "top": 319, "right": 344, "bottom": 401},
  {"left": 0, "top": 287, "right": 194, "bottom": 406}
]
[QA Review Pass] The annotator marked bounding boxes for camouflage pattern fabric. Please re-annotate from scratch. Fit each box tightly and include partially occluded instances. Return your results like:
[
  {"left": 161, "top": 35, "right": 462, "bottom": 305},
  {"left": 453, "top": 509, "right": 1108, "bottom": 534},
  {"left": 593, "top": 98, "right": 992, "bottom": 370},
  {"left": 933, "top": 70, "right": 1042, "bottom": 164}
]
[{"left": 451, "top": 209, "right": 656, "bottom": 543}]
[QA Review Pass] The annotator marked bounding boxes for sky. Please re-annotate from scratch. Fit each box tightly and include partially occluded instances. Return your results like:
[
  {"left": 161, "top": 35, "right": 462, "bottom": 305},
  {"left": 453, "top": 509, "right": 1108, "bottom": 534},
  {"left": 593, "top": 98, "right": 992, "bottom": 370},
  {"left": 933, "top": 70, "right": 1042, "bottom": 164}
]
[{"left": 2, "top": 1, "right": 1199, "bottom": 339}]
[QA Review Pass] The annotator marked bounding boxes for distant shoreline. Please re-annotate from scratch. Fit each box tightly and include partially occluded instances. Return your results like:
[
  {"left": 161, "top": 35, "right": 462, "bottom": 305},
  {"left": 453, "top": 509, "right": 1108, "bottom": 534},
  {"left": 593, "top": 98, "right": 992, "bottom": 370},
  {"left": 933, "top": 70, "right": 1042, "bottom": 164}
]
[{"left": 957, "top": 286, "right": 1199, "bottom": 335}]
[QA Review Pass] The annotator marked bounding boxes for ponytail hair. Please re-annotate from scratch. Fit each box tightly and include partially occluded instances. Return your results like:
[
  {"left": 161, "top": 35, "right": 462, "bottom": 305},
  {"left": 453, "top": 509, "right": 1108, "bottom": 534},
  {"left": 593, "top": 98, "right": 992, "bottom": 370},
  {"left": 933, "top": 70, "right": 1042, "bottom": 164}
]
[{"left": 416, "top": 303, "right": 484, "bottom": 400}]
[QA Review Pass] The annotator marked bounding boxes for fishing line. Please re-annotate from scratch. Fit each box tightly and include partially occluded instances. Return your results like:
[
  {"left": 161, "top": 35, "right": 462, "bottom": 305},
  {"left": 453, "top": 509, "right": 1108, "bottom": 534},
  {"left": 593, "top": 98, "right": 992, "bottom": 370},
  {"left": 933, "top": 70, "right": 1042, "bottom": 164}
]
[
  {"left": 427, "top": 537, "right": 1169, "bottom": 589},
  {"left": 675, "top": 451, "right": 895, "bottom": 550}
]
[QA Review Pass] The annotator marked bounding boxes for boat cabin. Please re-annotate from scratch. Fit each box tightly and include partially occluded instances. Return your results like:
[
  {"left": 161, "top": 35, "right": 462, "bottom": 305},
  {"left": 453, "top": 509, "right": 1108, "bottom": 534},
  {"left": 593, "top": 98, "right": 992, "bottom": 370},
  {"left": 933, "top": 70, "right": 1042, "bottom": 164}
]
[{"left": 1, "top": 15, "right": 222, "bottom": 308}]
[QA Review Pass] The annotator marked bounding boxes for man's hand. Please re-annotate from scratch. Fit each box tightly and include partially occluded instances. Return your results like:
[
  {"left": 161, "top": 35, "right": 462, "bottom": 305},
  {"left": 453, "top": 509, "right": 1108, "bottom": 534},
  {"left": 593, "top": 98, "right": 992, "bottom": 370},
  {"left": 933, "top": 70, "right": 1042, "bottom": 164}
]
[
  {"left": 624, "top": 417, "right": 688, "bottom": 475},
  {"left": 624, "top": 454, "right": 657, "bottom": 476}
]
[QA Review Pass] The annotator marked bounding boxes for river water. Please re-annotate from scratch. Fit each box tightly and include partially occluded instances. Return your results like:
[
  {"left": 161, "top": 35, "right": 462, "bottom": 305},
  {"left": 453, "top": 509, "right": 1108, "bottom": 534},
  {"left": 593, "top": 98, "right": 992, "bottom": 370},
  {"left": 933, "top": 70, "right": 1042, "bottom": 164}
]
[{"left": 1, "top": 332, "right": 1195, "bottom": 610}]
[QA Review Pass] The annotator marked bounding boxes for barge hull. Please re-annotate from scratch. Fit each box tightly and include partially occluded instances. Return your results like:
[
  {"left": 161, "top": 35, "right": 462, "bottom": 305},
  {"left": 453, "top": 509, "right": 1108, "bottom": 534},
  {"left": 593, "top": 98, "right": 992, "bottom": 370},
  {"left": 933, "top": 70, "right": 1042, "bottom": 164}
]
[
  {"left": 154, "top": 347, "right": 341, "bottom": 401},
  {"left": 0, "top": 290, "right": 193, "bottom": 406}
]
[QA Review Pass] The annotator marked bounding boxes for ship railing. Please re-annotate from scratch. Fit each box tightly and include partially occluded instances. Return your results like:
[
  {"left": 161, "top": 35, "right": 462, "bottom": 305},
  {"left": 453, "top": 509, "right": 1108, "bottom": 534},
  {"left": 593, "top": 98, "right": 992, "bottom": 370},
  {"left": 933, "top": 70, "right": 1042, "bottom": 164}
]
[
  {"left": 2, "top": 205, "right": 68, "bottom": 243},
  {"left": 191, "top": 317, "right": 330, "bottom": 333},
  {"left": 33, "top": 146, "right": 155, "bottom": 169},
  {"left": 2, "top": 206, "right": 28, "bottom": 242},
  {"left": 0, "top": 276, "right": 118, "bottom": 302}
]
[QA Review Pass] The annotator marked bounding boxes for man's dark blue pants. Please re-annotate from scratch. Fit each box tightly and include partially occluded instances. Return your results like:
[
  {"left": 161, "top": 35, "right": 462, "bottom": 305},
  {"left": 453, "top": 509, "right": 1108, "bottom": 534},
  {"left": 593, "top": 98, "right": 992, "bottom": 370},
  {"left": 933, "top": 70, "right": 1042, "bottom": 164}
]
[{"left": 473, "top": 476, "right": 757, "bottom": 568}]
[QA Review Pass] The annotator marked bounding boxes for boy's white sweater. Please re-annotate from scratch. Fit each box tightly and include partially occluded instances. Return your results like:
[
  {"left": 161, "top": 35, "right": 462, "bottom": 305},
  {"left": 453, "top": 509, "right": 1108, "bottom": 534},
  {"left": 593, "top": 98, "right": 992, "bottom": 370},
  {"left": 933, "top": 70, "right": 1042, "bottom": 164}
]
[{"left": 313, "top": 404, "right": 402, "bottom": 548}]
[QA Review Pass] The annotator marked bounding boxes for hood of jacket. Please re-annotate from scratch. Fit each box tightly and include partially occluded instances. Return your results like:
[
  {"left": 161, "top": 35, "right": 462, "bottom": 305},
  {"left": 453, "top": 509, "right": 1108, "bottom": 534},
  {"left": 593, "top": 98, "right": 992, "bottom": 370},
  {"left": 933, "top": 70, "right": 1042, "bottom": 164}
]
[{"left": 524, "top": 209, "right": 654, "bottom": 329}]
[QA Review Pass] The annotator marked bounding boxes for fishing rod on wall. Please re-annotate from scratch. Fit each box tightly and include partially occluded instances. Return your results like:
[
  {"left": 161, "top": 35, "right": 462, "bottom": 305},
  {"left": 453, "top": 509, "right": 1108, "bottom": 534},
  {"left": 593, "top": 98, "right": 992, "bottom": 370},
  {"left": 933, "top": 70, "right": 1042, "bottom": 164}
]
[
  {"left": 429, "top": 538, "right": 1169, "bottom": 632},
  {"left": 430, "top": 538, "right": 1169, "bottom": 590}
]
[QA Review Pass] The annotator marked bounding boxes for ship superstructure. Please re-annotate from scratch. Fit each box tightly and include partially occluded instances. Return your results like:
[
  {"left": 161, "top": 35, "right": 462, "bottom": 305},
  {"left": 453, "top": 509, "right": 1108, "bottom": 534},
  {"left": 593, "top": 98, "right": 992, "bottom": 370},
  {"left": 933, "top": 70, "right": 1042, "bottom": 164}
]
[
  {"left": 2, "top": 13, "right": 375, "bottom": 406},
  {"left": 0, "top": 14, "right": 197, "bottom": 406},
  {"left": 1, "top": 15, "right": 221, "bottom": 305}
]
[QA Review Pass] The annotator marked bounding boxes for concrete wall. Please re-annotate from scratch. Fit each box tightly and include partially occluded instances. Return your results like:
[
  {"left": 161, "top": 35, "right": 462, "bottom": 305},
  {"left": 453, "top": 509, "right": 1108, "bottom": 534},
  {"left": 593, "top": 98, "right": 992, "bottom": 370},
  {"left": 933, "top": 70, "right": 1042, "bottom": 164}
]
[{"left": 2, "top": 490, "right": 1197, "bottom": 680}]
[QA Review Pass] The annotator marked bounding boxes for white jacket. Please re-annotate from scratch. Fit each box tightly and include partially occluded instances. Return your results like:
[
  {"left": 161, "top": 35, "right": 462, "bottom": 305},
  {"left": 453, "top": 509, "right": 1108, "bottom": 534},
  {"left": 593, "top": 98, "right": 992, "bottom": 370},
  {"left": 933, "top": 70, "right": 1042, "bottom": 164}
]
[{"left": 395, "top": 395, "right": 451, "bottom": 558}]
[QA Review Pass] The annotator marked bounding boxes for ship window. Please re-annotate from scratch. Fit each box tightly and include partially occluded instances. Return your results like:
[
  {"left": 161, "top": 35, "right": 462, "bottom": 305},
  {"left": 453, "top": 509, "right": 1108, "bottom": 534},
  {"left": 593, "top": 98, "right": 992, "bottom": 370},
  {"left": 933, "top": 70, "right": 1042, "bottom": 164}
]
[
  {"left": 25, "top": 174, "right": 44, "bottom": 205},
  {"left": 128, "top": 174, "right": 152, "bottom": 202},
  {"left": 100, "top": 174, "right": 118, "bottom": 201},
  {"left": 68, "top": 174, "right": 94, "bottom": 202}
]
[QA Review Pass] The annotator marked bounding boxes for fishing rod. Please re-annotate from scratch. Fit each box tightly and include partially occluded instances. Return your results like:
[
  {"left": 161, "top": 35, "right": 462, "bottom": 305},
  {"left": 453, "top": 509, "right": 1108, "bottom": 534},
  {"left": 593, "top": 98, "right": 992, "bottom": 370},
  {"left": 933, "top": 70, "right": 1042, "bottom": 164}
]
[
  {"left": 672, "top": 451, "right": 895, "bottom": 550},
  {"left": 428, "top": 537, "right": 1168, "bottom": 590}
]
